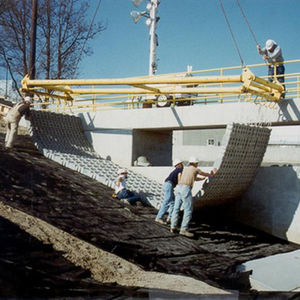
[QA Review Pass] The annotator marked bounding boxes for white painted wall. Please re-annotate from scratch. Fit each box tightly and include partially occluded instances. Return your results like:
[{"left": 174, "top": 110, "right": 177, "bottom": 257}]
[
  {"left": 173, "top": 127, "right": 300, "bottom": 165},
  {"left": 87, "top": 129, "right": 133, "bottom": 166},
  {"left": 172, "top": 145, "right": 222, "bottom": 164},
  {"left": 269, "top": 125, "right": 300, "bottom": 145}
]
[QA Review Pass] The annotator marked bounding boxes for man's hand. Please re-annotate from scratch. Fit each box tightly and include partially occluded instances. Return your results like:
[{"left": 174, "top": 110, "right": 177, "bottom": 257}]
[
  {"left": 256, "top": 44, "right": 261, "bottom": 52},
  {"left": 210, "top": 168, "right": 217, "bottom": 176}
]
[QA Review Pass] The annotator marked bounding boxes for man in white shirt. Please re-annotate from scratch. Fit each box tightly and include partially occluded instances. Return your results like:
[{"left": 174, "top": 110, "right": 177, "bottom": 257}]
[{"left": 114, "top": 169, "right": 141, "bottom": 205}]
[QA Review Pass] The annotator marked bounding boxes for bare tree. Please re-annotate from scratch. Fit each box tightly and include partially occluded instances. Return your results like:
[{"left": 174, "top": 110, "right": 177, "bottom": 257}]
[
  {"left": 42, "top": 0, "right": 104, "bottom": 79},
  {"left": 0, "top": 0, "right": 31, "bottom": 77},
  {"left": 0, "top": 0, "right": 104, "bottom": 88},
  {"left": 0, "top": 0, "right": 11, "bottom": 16}
]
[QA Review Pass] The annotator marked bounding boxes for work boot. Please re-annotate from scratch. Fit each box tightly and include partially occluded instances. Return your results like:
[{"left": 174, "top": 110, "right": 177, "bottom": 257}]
[
  {"left": 166, "top": 217, "right": 171, "bottom": 224},
  {"left": 179, "top": 229, "right": 194, "bottom": 238},
  {"left": 136, "top": 201, "right": 144, "bottom": 207},
  {"left": 120, "top": 199, "right": 130, "bottom": 205},
  {"left": 155, "top": 218, "right": 166, "bottom": 225},
  {"left": 170, "top": 227, "right": 179, "bottom": 233}
]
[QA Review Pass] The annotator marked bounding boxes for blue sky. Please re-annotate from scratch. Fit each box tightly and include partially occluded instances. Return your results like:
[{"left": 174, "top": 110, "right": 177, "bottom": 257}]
[{"left": 79, "top": 0, "right": 300, "bottom": 79}]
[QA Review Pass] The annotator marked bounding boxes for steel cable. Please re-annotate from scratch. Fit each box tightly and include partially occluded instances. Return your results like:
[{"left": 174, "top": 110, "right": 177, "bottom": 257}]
[
  {"left": 217, "top": 0, "right": 245, "bottom": 66},
  {"left": 235, "top": 0, "right": 259, "bottom": 46}
]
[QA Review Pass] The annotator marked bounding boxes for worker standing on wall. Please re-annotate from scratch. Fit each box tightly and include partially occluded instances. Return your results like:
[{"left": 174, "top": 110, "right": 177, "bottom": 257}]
[
  {"left": 155, "top": 158, "right": 183, "bottom": 224},
  {"left": 4, "top": 96, "right": 32, "bottom": 149},
  {"left": 170, "top": 157, "right": 216, "bottom": 238},
  {"left": 257, "top": 39, "right": 285, "bottom": 88}
]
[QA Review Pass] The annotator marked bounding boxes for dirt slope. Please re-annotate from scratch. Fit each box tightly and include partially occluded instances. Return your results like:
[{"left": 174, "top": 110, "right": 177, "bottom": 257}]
[{"left": 0, "top": 122, "right": 298, "bottom": 297}]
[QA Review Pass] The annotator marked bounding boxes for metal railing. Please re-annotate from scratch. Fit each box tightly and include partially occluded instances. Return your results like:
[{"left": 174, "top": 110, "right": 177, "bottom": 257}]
[{"left": 20, "top": 59, "right": 300, "bottom": 114}]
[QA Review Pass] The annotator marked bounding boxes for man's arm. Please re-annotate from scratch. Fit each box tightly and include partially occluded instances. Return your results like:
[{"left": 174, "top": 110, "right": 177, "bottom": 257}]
[
  {"left": 198, "top": 169, "right": 212, "bottom": 177},
  {"left": 116, "top": 177, "right": 122, "bottom": 187},
  {"left": 177, "top": 171, "right": 182, "bottom": 183},
  {"left": 257, "top": 44, "right": 267, "bottom": 57},
  {"left": 257, "top": 44, "right": 271, "bottom": 61},
  {"left": 195, "top": 176, "right": 206, "bottom": 181},
  {"left": 195, "top": 168, "right": 217, "bottom": 181}
]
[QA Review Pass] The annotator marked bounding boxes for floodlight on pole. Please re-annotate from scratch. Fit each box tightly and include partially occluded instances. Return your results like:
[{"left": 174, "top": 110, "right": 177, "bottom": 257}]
[
  {"left": 130, "top": 0, "right": 160, "bottom": 76},
  {"left": 132, "top": 0, "right": 143, "bottom": 7},
  {"left": 130, "top": 10, "right": 148, "bottom": 24}
]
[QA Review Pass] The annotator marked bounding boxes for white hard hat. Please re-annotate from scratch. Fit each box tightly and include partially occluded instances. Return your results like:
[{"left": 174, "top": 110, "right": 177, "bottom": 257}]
[
  {"left": 136, "top": 156, "right": 151, "bottom": 166},
  {"left": 266, "top": 39, "right": 275, "bottom": 50},
  {"left": 188, "top": 156, "right": 199, "bottom": 163},
  {"left": 117, "top": 168, "right": 128, "bottom": 175},
  {"left": 24, "top": 96, "right": 32, "bottom": 103},
  {"left": 173, "top": 158, "right": 183, "bottom": 167}
]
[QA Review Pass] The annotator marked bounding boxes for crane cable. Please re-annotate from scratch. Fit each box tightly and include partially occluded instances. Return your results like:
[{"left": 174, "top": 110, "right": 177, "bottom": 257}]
[
  {"left": 217, "top": 0, "right": 245, "bottom": 66},
  {"left": 235, "top": 0, "right": 269, "bottom": 68},
  {"left": 234, "top": 1, "right": 272, "bottom": 125},
  {"left": 235, "top": 0, "right": 259, "bottom": 46}
]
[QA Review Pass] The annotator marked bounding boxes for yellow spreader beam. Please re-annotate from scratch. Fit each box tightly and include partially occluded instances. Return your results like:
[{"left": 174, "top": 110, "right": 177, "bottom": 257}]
[{"left": 21, "top": 67, "right": 284, "bottom": 104}]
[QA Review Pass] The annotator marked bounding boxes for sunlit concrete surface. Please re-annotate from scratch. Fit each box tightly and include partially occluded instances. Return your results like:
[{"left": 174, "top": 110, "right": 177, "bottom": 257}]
[{"left": 237, "top": 249, "right": 300, "bottom": 291}]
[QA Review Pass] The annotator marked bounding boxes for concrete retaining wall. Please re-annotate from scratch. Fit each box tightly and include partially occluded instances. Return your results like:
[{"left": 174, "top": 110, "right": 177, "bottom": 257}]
[
  {"left": 226, "top": 166, "right": 300, "bottom": 244},
  {"left": 85, "top": 128, "right": 134, "bottom": 166}
]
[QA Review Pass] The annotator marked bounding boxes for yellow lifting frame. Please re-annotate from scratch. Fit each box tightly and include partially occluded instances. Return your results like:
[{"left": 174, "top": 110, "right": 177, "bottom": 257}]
[{"left": 21, "top": 67, "right": 284, "bottom": 104}]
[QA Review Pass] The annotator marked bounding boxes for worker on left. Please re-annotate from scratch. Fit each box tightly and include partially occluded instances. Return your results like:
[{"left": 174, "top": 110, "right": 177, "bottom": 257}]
[
  {"left": 4, "top": 96, "right": 32, "bottom": 149},
  {"left": 114, "top": 169, "right": 142, "bottom": 205}
]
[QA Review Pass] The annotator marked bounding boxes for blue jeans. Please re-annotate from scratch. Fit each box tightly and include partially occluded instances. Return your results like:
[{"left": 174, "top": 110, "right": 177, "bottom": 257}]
[
  {"left": 156, "top": 181, "right": 175, "bottom": 220},
  {"left": 268, "top": 64, "right": 285, "bottom": 84},
  {"left": 171, "top": 184, "right": 194, "bottom": 231},
  {"left": 117, "top": 189, "right": 140, "bottom": 204}
]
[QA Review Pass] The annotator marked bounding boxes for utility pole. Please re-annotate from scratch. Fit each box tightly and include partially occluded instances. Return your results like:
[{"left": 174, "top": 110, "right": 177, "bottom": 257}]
[
  {"left": 147, "top": 0, "right": 159, "bottom": 76},
  {"left": 130, "top": 0, "right": 160, "bottom": 76},
  {"left": 29, "top": 0, "right": 38, "bottom": 80}
]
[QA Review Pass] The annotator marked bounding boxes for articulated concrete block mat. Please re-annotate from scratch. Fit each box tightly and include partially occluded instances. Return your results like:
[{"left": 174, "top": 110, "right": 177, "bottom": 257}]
[
  {"left": 29, "top": 111, "right": 270, "bottom": 209},
  {"left": 195, "top": 123, "right": 271, "bottom": 207},
  {"left": 29, "top": 110, "right": 164, "bottom": 208}
]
